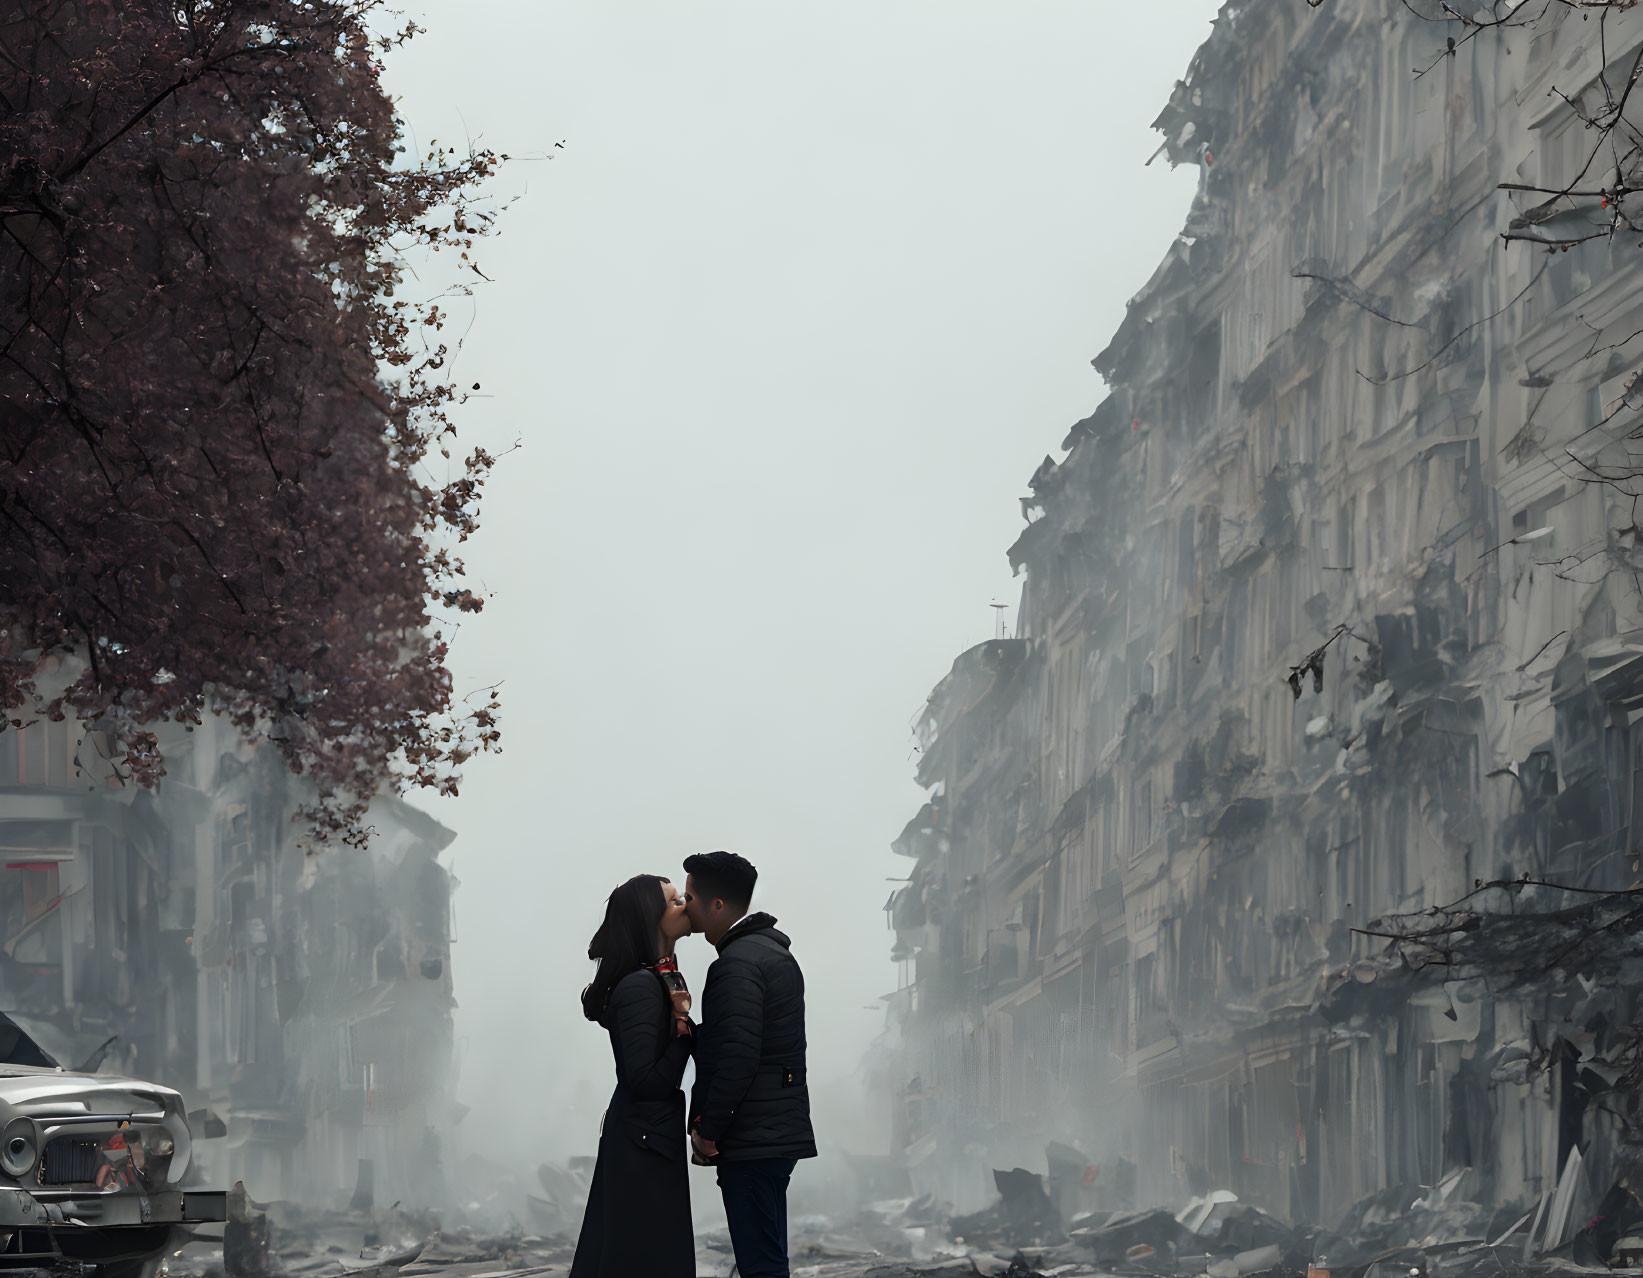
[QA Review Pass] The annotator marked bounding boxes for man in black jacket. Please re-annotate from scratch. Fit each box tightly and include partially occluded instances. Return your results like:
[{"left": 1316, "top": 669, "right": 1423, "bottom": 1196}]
[{"left": 683, "top": 851, "right": 817, "bottom": 1278}]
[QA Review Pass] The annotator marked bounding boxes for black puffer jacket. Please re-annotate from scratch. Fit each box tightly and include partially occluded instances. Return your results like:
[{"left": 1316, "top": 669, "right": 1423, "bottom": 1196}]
[{"left": 691, "top": 913, "right": 817, "bottom": 1162}]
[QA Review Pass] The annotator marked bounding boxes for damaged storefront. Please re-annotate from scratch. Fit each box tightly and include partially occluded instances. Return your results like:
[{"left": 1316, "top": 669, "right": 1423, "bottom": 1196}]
[
  {"left": 0, "top": 702, "right": 461, "bottom": 1207},
  {"left": 887, "top": 0, "right": 1643, "bottom": 1244}
]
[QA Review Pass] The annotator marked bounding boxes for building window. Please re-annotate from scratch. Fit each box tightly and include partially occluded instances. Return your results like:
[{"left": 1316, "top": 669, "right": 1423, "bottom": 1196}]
[
  {"left": 0, "top": 721, "right": 76, "bottom": 787},
  {"left": 1511, "top": 486, "right": 1565, "bottom": 569},
  {"left": 1178, "top": 507, "right": 1198, "bottom": 598},
  {"left": 1133, "top": 779, "right": 1155, "bottom": 862},
  {"left": 1368, "top": 484, "right": 1387, "bottom": 565}
]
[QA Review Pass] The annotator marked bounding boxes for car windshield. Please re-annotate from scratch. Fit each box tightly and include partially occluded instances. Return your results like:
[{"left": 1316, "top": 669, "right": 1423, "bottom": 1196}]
[{"left": 0, "top": 1012, "right": 60, "bottom": 1068}]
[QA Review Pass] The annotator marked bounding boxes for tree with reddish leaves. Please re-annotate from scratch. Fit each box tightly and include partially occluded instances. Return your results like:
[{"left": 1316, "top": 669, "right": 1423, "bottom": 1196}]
[{"left": 0, "top": 0, "right": 506, "bottom": 841}]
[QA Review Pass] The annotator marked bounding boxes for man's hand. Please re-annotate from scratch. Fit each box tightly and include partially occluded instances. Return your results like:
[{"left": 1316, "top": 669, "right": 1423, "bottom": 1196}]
[
  {"left": 675, "top": 1015, "right": 693, "bottom": 1038},
  {"left": 691, "top": 1131, "right": 719, "bottom": 1162}
]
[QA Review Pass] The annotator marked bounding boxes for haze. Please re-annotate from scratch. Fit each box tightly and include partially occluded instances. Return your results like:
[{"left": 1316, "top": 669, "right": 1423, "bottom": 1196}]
[{"left": 380, "top": 0, "right": 1222, "bottom": 1182}]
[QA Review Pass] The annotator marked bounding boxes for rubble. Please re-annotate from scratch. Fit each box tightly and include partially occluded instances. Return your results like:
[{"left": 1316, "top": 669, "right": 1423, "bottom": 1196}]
[
  {"left": 1074, "top": 1207, "right": 1190, "bottom": 1264},
  {"left": 857, "top": 1255, "right": 1064, "bottom": 1278},
  {"left": 224, "top": 1182, "right": 273, "bottom": 1278},
  {"left": 168, "top": 1174, "right": 1643, "bottom": 1278},
  {"left": 950, "top": 1170, "right": 1065, "bottom": 1252},
  {"left": 861, "top": 1261, "right": 982, "bottom": 1278},
  {"left": 525, "top": 1161, "right": 591, "bottom": 1236},
  {"left": 158, "top": 1184, "right": 582, "bottom": 1278},
  {"left": 818, "top": 1168, "right": 1643, "bottom": 1278}
]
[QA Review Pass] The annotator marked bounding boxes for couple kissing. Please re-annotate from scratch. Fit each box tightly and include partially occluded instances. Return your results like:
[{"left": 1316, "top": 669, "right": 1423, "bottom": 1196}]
[{"left": 570, "top": 850, "right": 816, "bottom": 1278}]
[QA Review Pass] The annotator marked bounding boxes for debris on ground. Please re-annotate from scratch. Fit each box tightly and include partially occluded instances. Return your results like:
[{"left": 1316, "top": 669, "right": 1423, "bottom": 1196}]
[
  {"left": 861, "top": 1261, "right": 980, "bottom": 1278},
  {"left": 1074, "top": 1205, "right": 1191, "bottom": 1263},
  {"left": 528, "top": 1161, "right": 592, "bottom": 1236},
  {"left": 156, "top": 1151, "right": 1643, "bottom": 1278},
  {"left": 224, "top": 1180, "right": 272, "bottom": 1278},
  {"left": 949, "top": 1168, "right": 1064, "bottom": 1252},
  {"left": 798, "top": 1149, "right": 1643, "bottom": 1277}
]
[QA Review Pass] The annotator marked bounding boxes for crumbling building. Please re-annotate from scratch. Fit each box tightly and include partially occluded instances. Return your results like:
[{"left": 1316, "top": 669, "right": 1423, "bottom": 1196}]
[
  {"left": 0, "top": 698, "right": 460, "bottom": 1206},
  {"left": 889, "top": 0, "right": 1643, "bottom": 1228}
]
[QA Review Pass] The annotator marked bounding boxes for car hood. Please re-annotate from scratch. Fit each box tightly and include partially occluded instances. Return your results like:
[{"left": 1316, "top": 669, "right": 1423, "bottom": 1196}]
[{"left": 0, "top": 1068, "right": 184, "bottom": 1117}]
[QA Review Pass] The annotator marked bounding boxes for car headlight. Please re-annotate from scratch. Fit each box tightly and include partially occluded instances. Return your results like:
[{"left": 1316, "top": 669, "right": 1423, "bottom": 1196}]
[{"left": 0, "top": 1117, "right": 36, "bottom": 1179}]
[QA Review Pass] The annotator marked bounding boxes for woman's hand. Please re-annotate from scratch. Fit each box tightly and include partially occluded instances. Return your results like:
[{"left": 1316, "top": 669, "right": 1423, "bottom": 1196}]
[{"left": 674, "top": 1015, "right": 694, "bottom": 1038}]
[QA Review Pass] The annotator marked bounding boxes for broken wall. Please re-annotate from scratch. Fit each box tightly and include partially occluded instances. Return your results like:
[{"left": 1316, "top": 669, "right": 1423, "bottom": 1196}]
[{"left": 889, "top": 0, "right": 1643, "bottom": 1224}]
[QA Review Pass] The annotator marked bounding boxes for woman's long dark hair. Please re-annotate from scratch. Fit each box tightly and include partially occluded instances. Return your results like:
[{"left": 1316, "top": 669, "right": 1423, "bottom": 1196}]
[{"left": 581, "top": 873, "right": 668, "bottom": 1022}]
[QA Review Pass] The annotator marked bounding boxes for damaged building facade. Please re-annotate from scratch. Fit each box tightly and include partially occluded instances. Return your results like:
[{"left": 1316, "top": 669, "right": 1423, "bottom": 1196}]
[
  {"left": 0, "top": 699, "right": 460, "bottom": 1207},
  {"left": 889, "top": 0, "right": 1643, "bottom": 1230}
]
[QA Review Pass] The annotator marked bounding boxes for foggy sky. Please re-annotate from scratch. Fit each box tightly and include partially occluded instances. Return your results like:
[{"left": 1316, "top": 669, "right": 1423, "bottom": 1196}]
[{"left": 381, "top": 1, "right": 1222, "bottom": 1178}]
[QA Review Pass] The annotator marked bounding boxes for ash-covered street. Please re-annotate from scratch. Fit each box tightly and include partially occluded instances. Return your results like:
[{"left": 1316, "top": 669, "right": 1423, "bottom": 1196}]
[{"left": 168, "top": 1158, "right": 1643, "bottom": 1278}]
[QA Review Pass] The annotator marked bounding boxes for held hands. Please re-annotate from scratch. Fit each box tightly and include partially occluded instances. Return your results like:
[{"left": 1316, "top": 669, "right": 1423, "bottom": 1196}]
[
  {"left": 690, "top": 1130, "right": 719, "bottom": 1163},
  {"left": 674, "top": 1015, "right": 694, "bottom": 1038}
]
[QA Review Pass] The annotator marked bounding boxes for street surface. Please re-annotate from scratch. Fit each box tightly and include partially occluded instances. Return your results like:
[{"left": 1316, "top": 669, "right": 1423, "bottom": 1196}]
[{"left": 165, "top": 1208, "right": 1094, "bottom": 1278}]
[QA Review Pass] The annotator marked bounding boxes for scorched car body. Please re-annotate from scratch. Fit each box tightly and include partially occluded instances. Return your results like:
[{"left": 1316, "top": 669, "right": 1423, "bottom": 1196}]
[{"left": 0, "top": 1014, "right": 225, "bottom": 1276}]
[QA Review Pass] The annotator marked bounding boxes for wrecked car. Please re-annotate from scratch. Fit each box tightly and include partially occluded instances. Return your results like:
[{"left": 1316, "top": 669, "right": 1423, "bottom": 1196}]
[{"left": 0, "top": 1012, "right": 225, "bottom": 1277}]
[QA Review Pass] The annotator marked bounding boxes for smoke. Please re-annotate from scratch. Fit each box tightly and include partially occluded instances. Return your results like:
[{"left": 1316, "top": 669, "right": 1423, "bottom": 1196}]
[{"left": 379, "top": 0, "right": 1222, "bottom": 1217}]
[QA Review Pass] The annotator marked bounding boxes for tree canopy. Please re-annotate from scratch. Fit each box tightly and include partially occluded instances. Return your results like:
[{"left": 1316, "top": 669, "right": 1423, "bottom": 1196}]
[{"left": 0, "top": 0, "right": 504, "bottom": 840}]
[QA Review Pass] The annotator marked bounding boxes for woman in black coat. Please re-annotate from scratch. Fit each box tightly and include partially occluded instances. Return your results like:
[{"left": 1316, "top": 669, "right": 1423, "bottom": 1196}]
[{"left": 569, "top": 874, "right": 696, "bottom": 1278}]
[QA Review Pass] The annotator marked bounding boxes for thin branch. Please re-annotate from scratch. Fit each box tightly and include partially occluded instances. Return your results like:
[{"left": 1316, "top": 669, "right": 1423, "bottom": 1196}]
[{"left": 1361, "top": 260, "right": 1551, "bottom": 385}]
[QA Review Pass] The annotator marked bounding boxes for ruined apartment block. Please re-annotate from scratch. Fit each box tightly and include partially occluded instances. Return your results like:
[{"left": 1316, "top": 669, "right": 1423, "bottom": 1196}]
[
  {"left": 889, "top": 1, "right": 1643, "bottom": 1224},
  {"left": 0, "top": 702, "right": 459, "bottom": 1206}
]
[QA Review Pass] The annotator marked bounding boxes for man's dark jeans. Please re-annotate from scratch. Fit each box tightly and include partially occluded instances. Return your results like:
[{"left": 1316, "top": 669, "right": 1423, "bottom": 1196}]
[{"left": 717, "top": 1157, "right": 798, "bottom": 1278}]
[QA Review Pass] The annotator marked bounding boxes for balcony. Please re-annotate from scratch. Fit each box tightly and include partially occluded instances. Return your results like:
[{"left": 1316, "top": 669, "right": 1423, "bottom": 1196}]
[{"left": 892, "top": 803, "right": 950, "bottom": 861}]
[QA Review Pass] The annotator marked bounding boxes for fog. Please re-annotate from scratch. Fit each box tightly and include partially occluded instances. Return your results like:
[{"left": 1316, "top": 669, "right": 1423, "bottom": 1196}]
[{"left": 379, "top": 0, "right": 1221, "bottom": 1188}]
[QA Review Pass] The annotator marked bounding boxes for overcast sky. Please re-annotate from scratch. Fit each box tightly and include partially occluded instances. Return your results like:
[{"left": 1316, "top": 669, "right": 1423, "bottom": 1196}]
[{"left": 382, "top": 0, "right": 1222, "bottom": 1185}]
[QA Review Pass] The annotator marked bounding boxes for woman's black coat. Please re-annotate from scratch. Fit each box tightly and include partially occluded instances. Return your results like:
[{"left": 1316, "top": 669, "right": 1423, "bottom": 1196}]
[{"left": 569, "top": 968, "right": 695, "bottom": 1278}]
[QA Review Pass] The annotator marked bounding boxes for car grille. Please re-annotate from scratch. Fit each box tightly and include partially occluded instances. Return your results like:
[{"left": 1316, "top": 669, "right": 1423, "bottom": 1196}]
[{"left": 38, "top": 1138, "right": 101, "bottom": 1185}]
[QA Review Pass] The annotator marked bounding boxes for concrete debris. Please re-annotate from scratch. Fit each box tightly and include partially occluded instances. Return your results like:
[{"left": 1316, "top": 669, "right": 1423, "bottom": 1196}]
[
  {"left": 950, "top": 1169, "right": 1065, "bottom": 1251},
  {"left": 862, "top": 1262, "right": 982, "bottom": 1278},
  {"left": 1227, "top": 1243, "right": 1282, "bottom": 1274},
  {"left": 178, "top": 1177, "right": 1643, "bottom": 1278},
  {"left": 154, "top": 1188, "right": 586, "bottom": 1278},
  {"left": 815, "top": 1169, "right": 1643, "bottom": 1278},
  {"left": 174, "top": 1098, "right": 1643, "bottom": 1278},
  {"left": 858, "top": 1255, "right": 1066, "bottom": 1278},
  {"left": 1196, "top": 1203, "right": 1298, "bottom": 1254},
  {"left": 526, "top": 1161, "right": 591, "bottom": 1235},
  {"left": 224, "top": 1180, "right": 272, "bottom": 1278},
  {"left": 1074, "top": 1206, "right": 1191, "bottom": 1263},
  {"left": 1179, "top": 1191, "right": 1241, "bottom": 1234},
  {"left": 1538, "top": 1148, "right": 1586, "bottom": 1257},
  {"left": 340, "top": 1242, "right": 427, "bottom": 1271}
]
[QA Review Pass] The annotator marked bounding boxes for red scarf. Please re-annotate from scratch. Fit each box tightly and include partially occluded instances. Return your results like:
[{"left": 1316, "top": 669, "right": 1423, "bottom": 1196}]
[{"left": 651, "top": 955, "right": 692, "bottom": 1018}]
